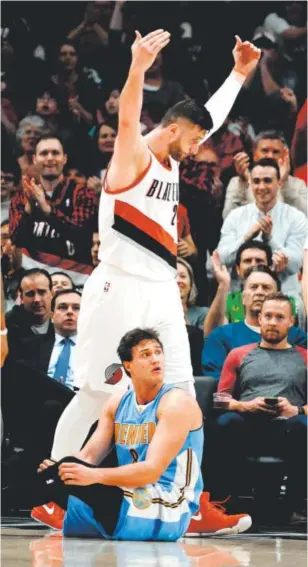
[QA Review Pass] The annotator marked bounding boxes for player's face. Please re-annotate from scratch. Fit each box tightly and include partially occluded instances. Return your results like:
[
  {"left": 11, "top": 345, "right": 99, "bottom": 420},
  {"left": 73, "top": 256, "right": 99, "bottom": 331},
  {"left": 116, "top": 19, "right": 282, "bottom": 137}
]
[
  {"left": 237, "top": 248, "right": 268, "bottom": 279},
  {"left": 242, "top": 273, "right": 277, "bottom": 315},
  {"left": 34, "top": 139, "right": 67, "bottom": 180},
  {"left": 176, "top": 262, "right": 191, "bottom": 305},
  {"left": 169, "top": 121, "right": 206, "bottom": 162},
  {"left": 259, "top": 300, "right": 293, "bottom": 344},
  {"left": 125, "top": 340, "right": 165, "bottom": 385}
]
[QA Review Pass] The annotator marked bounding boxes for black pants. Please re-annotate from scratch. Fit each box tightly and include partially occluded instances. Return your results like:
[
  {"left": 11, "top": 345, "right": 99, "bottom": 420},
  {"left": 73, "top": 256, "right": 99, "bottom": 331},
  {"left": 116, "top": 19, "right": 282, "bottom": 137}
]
[
  {"left": 1, "top": 359, "right": 75, "bottom": 483},
  {"left": 205, "top": 412, "right": 307, "bottom": 511},
  {"left": 24, "top": 456, "right": 123, "bottom": 536}
]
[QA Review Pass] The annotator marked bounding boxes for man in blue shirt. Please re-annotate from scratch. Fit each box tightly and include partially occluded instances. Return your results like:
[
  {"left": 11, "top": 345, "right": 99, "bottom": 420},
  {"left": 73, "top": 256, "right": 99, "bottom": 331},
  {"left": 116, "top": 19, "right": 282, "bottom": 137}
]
[{"left": 202, "top": 266, "right": 307, "bottom": 381}]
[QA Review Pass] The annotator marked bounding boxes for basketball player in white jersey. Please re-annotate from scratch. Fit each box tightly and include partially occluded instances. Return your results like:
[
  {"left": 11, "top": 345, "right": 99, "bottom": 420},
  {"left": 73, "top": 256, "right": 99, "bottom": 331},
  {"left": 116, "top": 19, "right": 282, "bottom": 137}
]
[
  {"left": 52, "top": 28, "right": 260, "bottom": 455},
  {"left": 32, "top": 28, "right": 260, "bottom": 530}
]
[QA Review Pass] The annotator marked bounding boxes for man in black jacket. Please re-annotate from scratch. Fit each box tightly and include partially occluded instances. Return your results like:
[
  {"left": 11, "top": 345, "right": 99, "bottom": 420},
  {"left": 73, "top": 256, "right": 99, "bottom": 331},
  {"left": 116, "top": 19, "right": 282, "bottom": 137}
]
[{"left": 5, "top": 268, "right": 54, "bottom": 357}]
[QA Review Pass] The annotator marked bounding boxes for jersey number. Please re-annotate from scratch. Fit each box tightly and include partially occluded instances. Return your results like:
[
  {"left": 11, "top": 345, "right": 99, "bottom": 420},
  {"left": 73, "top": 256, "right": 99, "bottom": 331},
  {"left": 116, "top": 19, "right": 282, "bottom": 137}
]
[{"left": 171, "top": 204, "right": 178, "bottom": 226}]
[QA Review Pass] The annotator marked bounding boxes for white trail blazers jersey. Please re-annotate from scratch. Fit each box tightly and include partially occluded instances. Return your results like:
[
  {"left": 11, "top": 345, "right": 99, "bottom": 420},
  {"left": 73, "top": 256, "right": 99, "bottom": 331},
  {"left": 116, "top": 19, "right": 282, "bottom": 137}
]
[{"left": 99, "top": 150, "right": 179, "bottom": 281}]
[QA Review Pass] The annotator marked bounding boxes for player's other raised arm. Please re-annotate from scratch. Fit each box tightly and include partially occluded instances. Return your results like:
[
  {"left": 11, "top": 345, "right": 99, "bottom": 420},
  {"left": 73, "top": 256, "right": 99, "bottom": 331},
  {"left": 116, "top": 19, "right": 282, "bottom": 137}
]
[
  {"left": 109, "top": 29, "right": 170, "bottom": 184},
  {"left": 201, "top": 36, "right": 261, "bottom": 144}
]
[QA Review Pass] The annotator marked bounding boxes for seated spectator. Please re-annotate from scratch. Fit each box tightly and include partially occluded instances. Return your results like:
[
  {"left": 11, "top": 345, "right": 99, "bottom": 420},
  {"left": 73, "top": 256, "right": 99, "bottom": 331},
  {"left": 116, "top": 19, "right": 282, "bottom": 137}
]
[
  {"left": 1, "top": 219, "right": 24, "bottom": 312},
  {"left": 86, "top": 121, "right": 117, "bottom": 193},
  {"left": 1, "top": 290, "right": 81, "bottom": 483},
  {"left": 177, "top": 257, "right": 208, "bottom": 330},
  {"left": 226, "top": 240, "right": 297, "bottom": 323},
  {"left": 1, "top": 168, "right": 19, "bottom": 222},
  {"left": 223, "top": 130, "right": 307, "bottom": 218},
  {"left": 142, "top": 52, "right": 187, "bottom": 125},
  {"left": 218, "top": 158, "right": 307, "bottom": 309},
  {"left": 9, "top": 136, "right": 98, "bottom": 286},
  {"left": 177, "top": 258, "right": 205, "bottom": 375},
  {"left": 5, "top": 269, "right": 53, "bottom": 355},
  {"left": 240, "top": 29, "right": 300, "bottom": 141},
  {"left": 15, "top": 116, "right": 45, "bottom": 178},
  {"left": 51, "top": 272, "right": 75, "bottom": 294},
  {"left": 47, "top": 289, "right": 81, "bottom": 389},
  {"left": 208, "top": 293, "right": 307, "bottom": 521},
  {"left": 35, "top": 89, "right": 75, "bottom": 150},
  {"left": 177, "top": 204, "right": 197, "bottom": 259},
  {"left": 202, "top": 266, "right": 307, "bottom": 381},
  {"left": 91, "top": 232, "right": 100, "bottom": 268},
  {"left": 291, "top": 99, "right": 307, "bottom": 183}
]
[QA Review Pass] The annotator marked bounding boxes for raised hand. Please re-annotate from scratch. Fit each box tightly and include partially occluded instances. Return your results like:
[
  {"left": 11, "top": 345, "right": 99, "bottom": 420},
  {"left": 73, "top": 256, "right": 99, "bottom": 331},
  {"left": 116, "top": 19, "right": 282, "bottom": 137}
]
[
  {"left": 278, "top": 147, "right": 291, "bottom": 185},
  {"left": 131, "top": 29, "right": 171, "bottom": 73},
  {"left": 272, "top": 251, "right": 288, "bottom": 273},
  {"left": 234, "top": 152, "right": 250, "bottom": 182},
  {"left": 233, "top": 35, "right": 261, "bottom": 77},
  {"left": 211, "top": 250, "right": 231, "bottom": 291},
  {"left": 22, "top": 176, "right": 51, "bottom": 215}
]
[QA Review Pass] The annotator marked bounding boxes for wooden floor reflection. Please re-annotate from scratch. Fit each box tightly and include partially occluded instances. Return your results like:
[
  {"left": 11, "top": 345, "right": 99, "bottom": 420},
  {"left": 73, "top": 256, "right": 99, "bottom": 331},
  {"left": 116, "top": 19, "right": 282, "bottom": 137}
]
[{"left": 1, "top": 518, "right": 307, "bottom": 567}]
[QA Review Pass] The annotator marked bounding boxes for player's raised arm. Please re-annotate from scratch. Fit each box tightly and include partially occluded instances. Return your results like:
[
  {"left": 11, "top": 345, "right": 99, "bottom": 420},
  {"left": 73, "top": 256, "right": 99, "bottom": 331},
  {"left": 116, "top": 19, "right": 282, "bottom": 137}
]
[
  {"left": 113, "top": 29, "right": 170, "bottom": 168},
  {"left": 201, "top": 36, "right": 261, "bottom": 144}
]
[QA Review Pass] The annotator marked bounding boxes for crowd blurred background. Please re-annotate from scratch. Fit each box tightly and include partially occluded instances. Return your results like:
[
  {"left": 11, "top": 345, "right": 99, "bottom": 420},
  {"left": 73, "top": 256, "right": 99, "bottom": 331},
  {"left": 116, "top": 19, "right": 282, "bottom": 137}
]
[{"left": 1, "top": 1, "right": 307, "bottom": 521}]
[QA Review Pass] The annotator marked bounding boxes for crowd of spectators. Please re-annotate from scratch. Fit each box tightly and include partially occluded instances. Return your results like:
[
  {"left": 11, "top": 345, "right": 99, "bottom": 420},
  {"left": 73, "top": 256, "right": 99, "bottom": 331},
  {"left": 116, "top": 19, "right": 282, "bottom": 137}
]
[{"left": 1, "top": 1, "right": 307, "bottom": 523}]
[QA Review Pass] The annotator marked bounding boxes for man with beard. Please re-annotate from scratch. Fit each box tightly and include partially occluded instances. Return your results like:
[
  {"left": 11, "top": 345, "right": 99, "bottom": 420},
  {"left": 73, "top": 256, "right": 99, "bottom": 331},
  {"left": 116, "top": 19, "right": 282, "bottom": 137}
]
[
  {"left": 208, "top": 293, "right": 307, "bottom": 521},
  {"left": 9, "top": 137, "right": 98, "bottom": 286},
  {"left": 202, "top": 265, "right": 307, "bottom": 381}
]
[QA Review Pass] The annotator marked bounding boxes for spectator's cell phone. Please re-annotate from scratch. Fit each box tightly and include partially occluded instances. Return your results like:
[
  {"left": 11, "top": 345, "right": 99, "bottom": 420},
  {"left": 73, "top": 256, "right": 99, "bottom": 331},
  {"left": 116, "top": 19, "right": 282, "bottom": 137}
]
[{"left": 264, "top": 397, "right": 279, "bottom": 407}]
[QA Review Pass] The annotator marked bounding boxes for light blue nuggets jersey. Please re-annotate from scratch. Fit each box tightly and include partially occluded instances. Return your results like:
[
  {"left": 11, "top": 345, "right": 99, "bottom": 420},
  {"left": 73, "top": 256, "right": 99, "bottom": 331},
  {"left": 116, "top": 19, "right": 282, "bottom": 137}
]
[{"left": 64, "top": 384, "right": 204, "bottom": 541}]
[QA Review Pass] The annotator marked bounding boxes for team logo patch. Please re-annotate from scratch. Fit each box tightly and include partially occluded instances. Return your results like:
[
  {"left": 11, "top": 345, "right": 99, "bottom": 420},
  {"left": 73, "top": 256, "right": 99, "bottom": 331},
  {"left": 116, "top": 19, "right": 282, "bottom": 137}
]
[
  {"left": 104, "top": 281, "right": 111, "bottom": 292},
  {"left": 105, "top": 363, "right": 123, "bottom": 385},
  {"left": 132, "top": 487, "right": 152, "bottom": 509}
]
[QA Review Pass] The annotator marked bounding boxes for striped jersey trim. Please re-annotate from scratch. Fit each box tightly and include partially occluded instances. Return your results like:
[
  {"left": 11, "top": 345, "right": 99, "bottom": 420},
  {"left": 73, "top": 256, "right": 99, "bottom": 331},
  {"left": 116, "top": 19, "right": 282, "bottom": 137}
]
[
  {"left": 113, "top": 200, "right": 177, "bottom": 269},
  {"left": 123, "top": 448, "right": 193, "bottom": 509}
]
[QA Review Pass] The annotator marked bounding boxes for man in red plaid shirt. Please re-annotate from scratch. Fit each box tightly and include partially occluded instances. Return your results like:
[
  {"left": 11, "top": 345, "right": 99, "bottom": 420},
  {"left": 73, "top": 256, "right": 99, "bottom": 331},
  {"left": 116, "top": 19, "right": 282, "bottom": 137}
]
[{"left": 9, "top": 137, "right": 98, "bottom": 286}]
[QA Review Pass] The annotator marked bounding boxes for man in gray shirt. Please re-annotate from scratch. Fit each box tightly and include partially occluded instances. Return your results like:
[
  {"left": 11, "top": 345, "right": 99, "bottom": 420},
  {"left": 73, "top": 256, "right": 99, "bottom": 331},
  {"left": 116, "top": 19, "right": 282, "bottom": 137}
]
[{"left": 207, "top": 293, "right": 307, "bottom": 522}]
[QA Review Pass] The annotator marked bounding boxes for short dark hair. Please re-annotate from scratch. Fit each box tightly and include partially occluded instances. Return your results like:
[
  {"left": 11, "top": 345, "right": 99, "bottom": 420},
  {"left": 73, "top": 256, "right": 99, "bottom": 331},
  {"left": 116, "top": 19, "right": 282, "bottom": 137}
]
[
  {"left": 261, "top": 292, "right": 294, "bottom": 315},
  {"left": 243, "top": 265, "right": 281, "bottom": 291},
  {"left": 235, "top": 240, "right": 272, "bottom": 267},
  {"left": 35, "top": 135, "right": 65, "bottom": 154},
  {"left": 250, "top": 158, "right": 280, "bottom": 180},
  {"left": 51, "top": 271, "right": 75, "bottom": 288},
  {"left": 19, "top": 269, "right": 53, "bottom": 293},
  {"left": 1, "top": 219, "right": 9, "bottom": 228},
  {"left": 51, "top": 289, "right": 82, "bottom": 312},
  {"left": 254, "top": 130, "right": 286, "bottom": 147},
  {"left": 161, "top": 99, "right": 213, "bottom": 132},
  {"left": 117, "top": 328, "right": 163, "bottom": 368}
]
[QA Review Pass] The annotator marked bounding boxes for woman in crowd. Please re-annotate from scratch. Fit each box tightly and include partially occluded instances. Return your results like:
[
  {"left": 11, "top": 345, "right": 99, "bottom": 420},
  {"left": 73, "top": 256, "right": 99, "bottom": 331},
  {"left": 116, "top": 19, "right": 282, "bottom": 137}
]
[{"left": 86, "top": 120, "right": 117, "bottom": 195}]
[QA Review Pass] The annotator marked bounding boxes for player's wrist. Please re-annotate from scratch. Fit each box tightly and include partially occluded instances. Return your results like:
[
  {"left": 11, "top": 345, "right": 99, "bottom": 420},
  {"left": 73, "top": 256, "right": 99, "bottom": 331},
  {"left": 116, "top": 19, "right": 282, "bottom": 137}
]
[{"left": 231, "top": 68, "right": 248, "bottom": 83}]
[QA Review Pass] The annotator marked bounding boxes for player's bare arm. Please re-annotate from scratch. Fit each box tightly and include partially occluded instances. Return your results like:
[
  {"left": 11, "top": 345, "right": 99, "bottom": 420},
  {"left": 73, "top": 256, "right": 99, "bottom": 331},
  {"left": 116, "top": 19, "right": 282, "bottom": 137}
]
[
  {"left": 107, "top": 29, "right": 170, "bottom": 191},
  {"left": 65, "top": 390, "right": 202, "bottom": 488},
  {"left": 201, "top": 36, "right": 261, "bottom": 143},
  {"left": 74, "top": 392, "right": 124, "bottom": 465}
]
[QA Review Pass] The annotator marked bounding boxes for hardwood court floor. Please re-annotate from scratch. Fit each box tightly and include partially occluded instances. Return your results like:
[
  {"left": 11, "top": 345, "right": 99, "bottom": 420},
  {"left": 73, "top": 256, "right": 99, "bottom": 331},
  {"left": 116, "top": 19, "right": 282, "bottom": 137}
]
[{"left": 1, "top": 517, "right": 307, "bottom": 566}]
